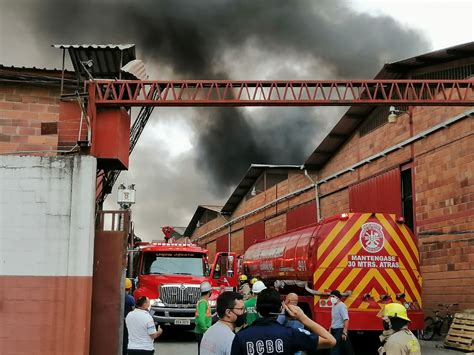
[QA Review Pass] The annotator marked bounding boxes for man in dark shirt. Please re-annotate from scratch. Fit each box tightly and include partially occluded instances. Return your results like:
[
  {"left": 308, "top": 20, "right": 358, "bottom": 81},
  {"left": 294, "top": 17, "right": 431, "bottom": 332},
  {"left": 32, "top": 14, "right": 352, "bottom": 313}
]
[
  {"left": 123, "top": 278, "right": 136, "bottom": 354},
  {"left": 231, "top": 288, "right": 336, "bottom": 355}
]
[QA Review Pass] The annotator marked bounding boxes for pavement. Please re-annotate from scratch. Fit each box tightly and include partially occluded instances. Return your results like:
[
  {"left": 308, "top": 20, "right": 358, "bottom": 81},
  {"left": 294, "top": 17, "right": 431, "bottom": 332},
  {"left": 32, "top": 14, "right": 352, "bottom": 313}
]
[{"left": 420, "top": 339, "right": 467, "bottom": 355}]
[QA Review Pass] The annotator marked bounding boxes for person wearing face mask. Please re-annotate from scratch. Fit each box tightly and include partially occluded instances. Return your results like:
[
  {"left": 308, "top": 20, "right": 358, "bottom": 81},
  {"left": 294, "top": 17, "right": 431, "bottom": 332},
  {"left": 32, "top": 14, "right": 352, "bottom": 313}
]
[
  {"left": 329, "top": 290, "right": 353, "bottom": 355},
  {"left": 200, "top": 291, "right": 245, "bottom": 355},
  {"left": 377, "top": 303, "right": 421, "bottom": 355}
]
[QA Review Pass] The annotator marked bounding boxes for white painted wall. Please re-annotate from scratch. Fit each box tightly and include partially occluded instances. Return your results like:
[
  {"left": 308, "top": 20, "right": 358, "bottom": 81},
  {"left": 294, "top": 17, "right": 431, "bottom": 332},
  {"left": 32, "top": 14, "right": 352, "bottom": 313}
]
[{"left": 0, "top": 155, "right": 97, "bottom": 277}]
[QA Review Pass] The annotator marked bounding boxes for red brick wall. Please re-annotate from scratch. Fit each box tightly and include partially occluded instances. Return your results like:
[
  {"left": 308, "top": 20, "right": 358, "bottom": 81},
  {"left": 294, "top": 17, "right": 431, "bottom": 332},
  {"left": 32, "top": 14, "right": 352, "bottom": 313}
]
[
  {"left": 0, "top": 83, "right": 88, "bottom": 155},
  {"left": 0, "top": 83, "right": 60, "bottom": 154}
]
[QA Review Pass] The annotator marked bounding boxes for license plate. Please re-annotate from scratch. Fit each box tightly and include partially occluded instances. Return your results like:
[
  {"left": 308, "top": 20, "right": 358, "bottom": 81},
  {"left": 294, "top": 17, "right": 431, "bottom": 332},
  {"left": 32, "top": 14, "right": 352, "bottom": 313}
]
[{"left": 174, "top": 319, "right": 191, "bottom": 325}]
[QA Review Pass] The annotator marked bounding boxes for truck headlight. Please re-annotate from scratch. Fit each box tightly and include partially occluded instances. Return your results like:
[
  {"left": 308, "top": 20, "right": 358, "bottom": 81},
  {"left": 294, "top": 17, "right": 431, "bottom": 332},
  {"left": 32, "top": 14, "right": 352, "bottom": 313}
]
[
  {"left": 150, "top": 298, "right": 165, "bottom": 307},
  {"left": 209, "top": 299, "right": 217, "bottom": 307}
]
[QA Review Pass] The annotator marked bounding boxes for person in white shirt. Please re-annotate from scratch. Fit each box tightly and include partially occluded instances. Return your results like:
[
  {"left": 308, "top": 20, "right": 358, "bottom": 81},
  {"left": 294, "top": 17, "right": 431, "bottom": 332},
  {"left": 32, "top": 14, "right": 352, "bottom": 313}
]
[
  {"left": 125, "top": 296, "right": 163, "bottom": 355},
  {"left": 200, "top": 291, "right": 245, "bottom": 355}
]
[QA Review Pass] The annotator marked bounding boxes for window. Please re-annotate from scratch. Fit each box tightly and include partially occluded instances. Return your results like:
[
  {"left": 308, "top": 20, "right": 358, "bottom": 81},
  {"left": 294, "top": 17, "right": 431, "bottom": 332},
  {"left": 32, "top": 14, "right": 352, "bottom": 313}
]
[
  {"left": 141, "top": 252, "right": 206, "bottom": 276},
  {"left": 198, "top": 210, "right": 219, "bottom": 226},
  {"left": 401, "top": 167, "right": 414, "bottom": 231},
  {"left": 359, "top": 105, "right": 408, "bottom": 137},
  {"left": 246, "top": 171, "right": 288, "bottom": 200}
]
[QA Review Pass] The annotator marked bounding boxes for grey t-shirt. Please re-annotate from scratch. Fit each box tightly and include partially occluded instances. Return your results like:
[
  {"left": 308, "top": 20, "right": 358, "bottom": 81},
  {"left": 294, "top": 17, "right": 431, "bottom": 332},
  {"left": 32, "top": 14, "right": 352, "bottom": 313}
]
[
  {"left": 200, "top": 321, "right": 235, "bottom": 355},
  {"left": 331, "top": 301, "right": 349, "bottom": 329}
]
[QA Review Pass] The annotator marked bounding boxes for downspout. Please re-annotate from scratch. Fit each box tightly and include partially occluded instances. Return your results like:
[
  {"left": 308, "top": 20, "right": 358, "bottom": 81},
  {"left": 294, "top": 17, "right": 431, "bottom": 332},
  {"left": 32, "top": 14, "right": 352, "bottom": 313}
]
[{"left": 303, "top": 169, "right": 321, "bottom": 222}]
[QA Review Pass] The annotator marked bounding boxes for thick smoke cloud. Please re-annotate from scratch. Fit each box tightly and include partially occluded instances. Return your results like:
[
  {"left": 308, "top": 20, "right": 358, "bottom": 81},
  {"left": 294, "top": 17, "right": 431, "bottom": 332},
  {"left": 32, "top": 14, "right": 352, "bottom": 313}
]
[
  {"left": 12, "top": 0, "right": 429, "bottom": 191},
  {"left": 0, "top": 0, "right": 430, "bottom": 237}
]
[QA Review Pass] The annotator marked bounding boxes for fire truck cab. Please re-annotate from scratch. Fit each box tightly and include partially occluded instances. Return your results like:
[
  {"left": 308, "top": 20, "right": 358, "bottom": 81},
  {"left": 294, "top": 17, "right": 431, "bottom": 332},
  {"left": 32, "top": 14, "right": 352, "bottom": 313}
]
[{"left": 132, "top": 240, "right": 237, "bottom": 327}]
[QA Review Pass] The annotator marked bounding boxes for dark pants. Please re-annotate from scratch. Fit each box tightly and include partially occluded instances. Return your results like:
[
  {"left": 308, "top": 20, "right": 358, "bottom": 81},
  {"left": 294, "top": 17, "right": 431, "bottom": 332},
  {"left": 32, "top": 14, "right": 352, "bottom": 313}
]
[
  {"left": 196, "top": 333, "right": 204, "bottom": 355},
  {"left": 127, "top": 350, "right": 154, "bottom": 355},
  {"left": 330, "top": 328, "right": 354, "bottom": 355},
  {"left": 123, "top": 324, "right": 129, "bottom": 355}
]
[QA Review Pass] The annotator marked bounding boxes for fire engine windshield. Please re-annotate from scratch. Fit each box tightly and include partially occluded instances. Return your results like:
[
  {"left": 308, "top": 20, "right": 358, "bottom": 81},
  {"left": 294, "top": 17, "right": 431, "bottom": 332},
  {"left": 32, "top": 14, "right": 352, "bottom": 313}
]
[{"left": 141, "top": 252, "right": 206, "bottom": 276}]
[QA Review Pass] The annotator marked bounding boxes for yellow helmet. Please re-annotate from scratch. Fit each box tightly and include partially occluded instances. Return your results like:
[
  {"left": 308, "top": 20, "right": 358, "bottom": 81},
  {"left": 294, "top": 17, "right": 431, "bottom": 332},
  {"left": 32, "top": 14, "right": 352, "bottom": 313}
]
[
  {"left": 125, "top": 278, "right": 133, "bottom": 290},
  {"left": 239, "top": 275, "right": 248, "bottom": 281},
  {"left": 250, "top": 278, "right": 258, "bottom": 285},
  {"left": 379, "top": 303, "right": 410, "bottom": 321}
]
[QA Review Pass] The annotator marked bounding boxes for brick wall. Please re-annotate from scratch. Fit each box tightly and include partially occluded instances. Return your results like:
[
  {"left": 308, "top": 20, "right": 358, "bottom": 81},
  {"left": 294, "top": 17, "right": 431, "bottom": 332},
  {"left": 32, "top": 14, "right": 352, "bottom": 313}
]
[
  {"left": 0, "top": 82, "right": 87, "bottom": 155},
  {"left": 0, "top": 83, "right": 60, "bottom": 154}
]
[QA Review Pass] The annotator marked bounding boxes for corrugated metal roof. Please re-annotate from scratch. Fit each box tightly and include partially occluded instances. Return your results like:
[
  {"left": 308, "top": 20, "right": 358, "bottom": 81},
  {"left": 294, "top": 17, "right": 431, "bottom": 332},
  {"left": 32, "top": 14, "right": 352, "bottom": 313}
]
[
  {"left": 53, "top": 44, "right": 135, "bottom": 50},
  {"left": 305, "top": 41, "right": 474, "bottom": 168},
  {"left": 52, "top": 43, "right": 136, "bottom": 80},
  {"left": 184, "top": 205, "right": 224, "bottom": 237},
  {"left": 121, "top": 59, "right": 148, "bottom": 80},
  {"left": 221, "top": 164, "right": 303, "bottom": 215},
  {"left": 0, "top": 64, "right": 76, "bottom": 86}
]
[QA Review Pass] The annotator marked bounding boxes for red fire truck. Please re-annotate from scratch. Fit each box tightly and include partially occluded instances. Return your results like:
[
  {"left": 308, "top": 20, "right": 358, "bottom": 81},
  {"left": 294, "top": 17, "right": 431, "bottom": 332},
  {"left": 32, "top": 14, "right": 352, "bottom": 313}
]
[
  {"left": 132, "top": 239, "right": 237, "bottom": 327},
  {"left": 242, "top": 212, "right": 423, "bottom": 334}
]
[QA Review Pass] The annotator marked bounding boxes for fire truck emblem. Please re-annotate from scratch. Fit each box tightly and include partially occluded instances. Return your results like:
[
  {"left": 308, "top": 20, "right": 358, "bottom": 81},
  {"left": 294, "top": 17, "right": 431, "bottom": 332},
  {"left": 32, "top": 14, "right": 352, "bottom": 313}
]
[
  {"left": 359, "top": 222, "right": 384, "bottom": 253},
  {"left": 180, "top": 284, "right": 186, "bottom": 291}
]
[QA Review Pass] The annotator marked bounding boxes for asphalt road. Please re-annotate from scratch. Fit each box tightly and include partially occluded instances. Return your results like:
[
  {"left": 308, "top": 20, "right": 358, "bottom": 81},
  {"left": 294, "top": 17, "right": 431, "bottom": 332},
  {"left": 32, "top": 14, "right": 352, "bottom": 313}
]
[{"left": 153, "top": 328, "right": 464, "bottom": 355}]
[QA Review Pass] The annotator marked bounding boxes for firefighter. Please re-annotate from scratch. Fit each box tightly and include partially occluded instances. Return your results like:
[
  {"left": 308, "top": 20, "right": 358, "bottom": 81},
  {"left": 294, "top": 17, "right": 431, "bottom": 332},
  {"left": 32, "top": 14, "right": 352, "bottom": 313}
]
[
  {"left": 238, "top": 275, "right": 251, "bottom": 300},
  {"left": 377, "top": 303, "right": 421, "bottom": 355},
  {"left": 244, "top": 280, "right": 266, "bottom": 326},
  {"left": 195, "top": 281, "right": 213, "bottom": 355},
  {"left": 250, "top": 277, "right": 258, "bottom": 286}
]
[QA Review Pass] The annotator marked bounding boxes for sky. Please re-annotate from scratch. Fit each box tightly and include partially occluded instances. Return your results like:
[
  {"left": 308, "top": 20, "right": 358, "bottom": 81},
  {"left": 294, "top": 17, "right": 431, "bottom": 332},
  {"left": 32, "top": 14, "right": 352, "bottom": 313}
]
[{"left": 0, "top": 0, "right": 472, "bottom": 241}]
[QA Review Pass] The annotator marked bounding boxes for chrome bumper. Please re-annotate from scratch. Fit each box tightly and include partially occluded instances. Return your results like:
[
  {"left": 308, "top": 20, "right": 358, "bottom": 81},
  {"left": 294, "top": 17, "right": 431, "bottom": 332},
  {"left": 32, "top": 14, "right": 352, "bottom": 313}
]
[{"left": 150, "top": 306, "right": 217, "bottom": 325}]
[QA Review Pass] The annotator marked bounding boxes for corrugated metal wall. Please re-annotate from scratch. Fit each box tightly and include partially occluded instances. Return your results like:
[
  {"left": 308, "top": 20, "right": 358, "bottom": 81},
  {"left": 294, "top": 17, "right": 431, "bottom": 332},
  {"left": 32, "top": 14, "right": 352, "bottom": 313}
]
[
  {"left": 244, "top": 222, "right": 265, "bottom": 250},
  {"left": 349, "top": 168, "right": 402, "bottom": 216},
  {"left": 286, "top": 202, "right": 317, "bottom": 231}
]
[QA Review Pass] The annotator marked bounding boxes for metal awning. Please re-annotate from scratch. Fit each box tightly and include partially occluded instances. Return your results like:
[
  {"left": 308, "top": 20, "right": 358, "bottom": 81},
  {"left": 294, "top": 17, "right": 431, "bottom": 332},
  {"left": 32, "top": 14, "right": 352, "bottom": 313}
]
[{"left": 52, "top": 43, "right": 136, "bottom": 80}]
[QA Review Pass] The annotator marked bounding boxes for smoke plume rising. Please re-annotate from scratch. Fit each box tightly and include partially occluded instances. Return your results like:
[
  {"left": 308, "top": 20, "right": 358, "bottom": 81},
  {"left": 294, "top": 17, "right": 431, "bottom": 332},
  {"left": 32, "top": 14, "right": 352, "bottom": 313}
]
[{"left": 0, "top": 0, "right": 430, "bottom": 237}]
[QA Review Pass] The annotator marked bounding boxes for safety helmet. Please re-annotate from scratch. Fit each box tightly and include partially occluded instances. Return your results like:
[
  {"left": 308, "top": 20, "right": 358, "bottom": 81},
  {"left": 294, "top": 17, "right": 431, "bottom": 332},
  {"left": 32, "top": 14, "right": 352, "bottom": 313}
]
[
  {"left": 250, "top": 277, "right": 258, "bottom": 285},
  {"left": 125, "top": 278, "right": 133, "bottom": 290},
  {"left": 252, "top": 281, "right": 267, "bottom": 294},
  {"left": 378, "top": 303, "right": 410, "bottom": 322},
  {"left": 200, "top": 281, "right": 212, "bottom": 293},
  {"left": 239, "top": 275, "right": 248, "bottom": 282}
]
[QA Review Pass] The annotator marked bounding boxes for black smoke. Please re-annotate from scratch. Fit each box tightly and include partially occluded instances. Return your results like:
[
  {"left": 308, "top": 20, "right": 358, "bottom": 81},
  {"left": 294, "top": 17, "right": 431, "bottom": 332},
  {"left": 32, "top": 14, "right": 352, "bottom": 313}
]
[{"left": 8, "top": 0, "right": 430, "bottom": 195}]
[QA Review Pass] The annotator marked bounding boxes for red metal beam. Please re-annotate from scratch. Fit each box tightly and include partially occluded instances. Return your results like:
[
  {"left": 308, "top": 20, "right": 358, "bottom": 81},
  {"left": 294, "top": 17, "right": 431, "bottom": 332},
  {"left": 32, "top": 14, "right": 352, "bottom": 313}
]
[{"left": 92, "top": 80, "right": 474, "bottom": 106}]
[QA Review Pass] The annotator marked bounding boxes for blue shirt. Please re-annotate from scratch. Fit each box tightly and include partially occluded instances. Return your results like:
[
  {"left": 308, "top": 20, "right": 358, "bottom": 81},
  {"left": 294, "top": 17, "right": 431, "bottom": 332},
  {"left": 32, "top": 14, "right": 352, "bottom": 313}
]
[
  {"left": 125, "top": 294, "right": 135, "bottom": 318},
  {"left": 231, "top": 318, "right": 318, "bottom": 355},
  {"left": 330, "top": 302, "right": 349, "bottom": 329},
  {"left": 277, "top": 313, "right": 304, "bottom": 330}
]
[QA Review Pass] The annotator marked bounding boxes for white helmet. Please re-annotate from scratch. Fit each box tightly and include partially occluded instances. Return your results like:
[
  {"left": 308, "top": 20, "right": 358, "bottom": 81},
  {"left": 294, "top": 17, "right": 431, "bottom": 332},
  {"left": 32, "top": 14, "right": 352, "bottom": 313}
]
[
  {"left": 200, "top": 281, "right": 212, "bottom": 293},
  {"left": 252, "top": 281, "right": 267, "bottom": 294}
]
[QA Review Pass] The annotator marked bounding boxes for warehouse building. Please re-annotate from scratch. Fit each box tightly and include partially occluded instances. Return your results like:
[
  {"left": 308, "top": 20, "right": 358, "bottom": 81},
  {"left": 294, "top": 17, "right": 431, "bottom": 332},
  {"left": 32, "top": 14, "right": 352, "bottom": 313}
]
[{"left": 187, "top": 42, "right": 474, "bottom": 312}]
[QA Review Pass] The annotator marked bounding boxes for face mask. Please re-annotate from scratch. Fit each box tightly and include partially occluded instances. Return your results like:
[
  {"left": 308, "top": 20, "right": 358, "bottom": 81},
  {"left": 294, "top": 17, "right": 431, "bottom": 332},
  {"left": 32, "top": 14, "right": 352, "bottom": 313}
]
[
  {"left": 232, "top": 311, "right": 246, "bottom": 327},
  {"left": 383, "top": 319, "right": 391, "bottom": 330},
  {"left": 330, "top": 296, "right": 338, "bottom": 305}
]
